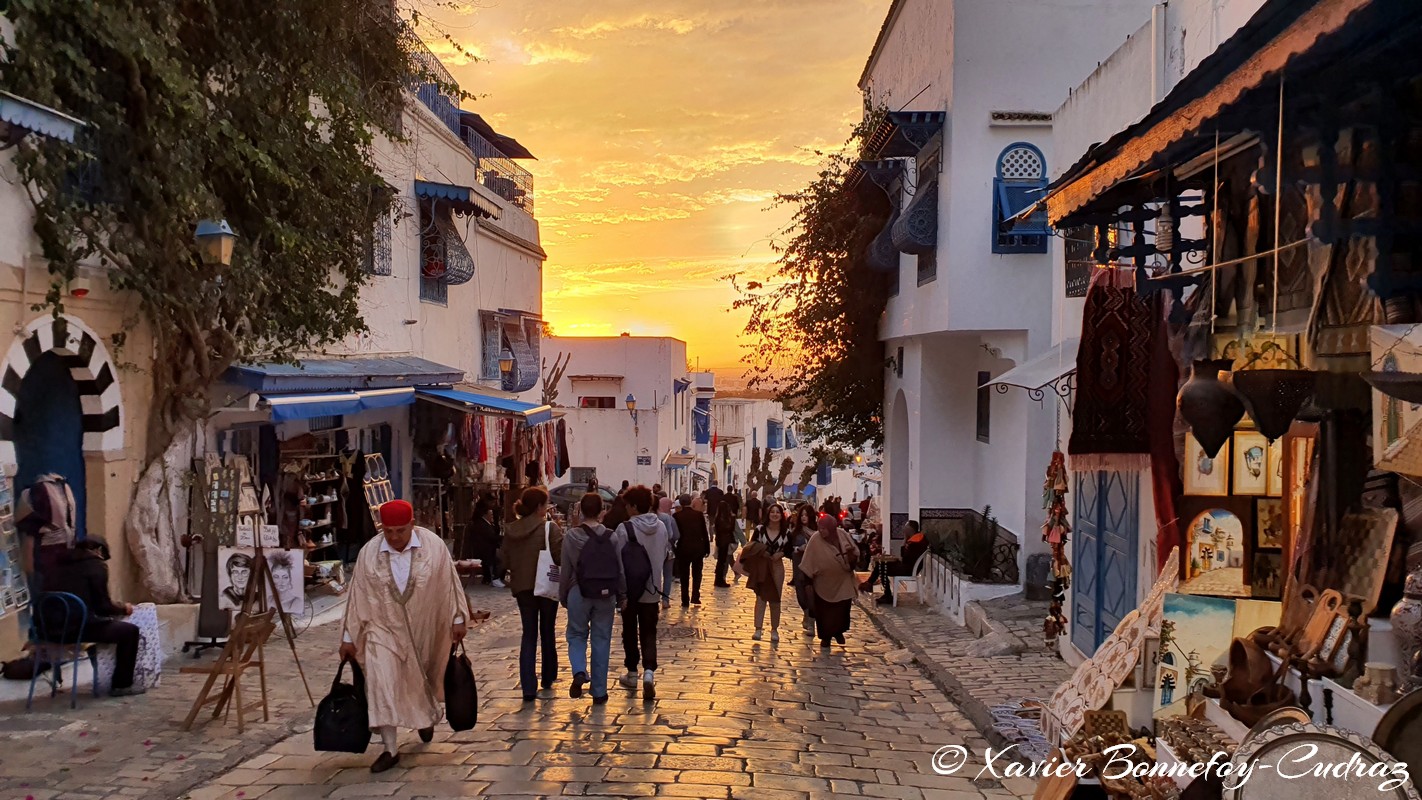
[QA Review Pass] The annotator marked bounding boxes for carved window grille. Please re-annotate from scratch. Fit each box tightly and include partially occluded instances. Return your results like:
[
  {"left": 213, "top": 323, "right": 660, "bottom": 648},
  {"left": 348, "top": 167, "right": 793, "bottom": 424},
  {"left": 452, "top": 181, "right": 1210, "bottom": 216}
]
[
  {"left": 365, "top": 207, "right": 393, "bottom": 276},
  {"left": 1064, "top": 225, "right": 1093, "bottom": 297},
  {"left": 993, "top": 142, "right": 1049, "bottom": 254}
]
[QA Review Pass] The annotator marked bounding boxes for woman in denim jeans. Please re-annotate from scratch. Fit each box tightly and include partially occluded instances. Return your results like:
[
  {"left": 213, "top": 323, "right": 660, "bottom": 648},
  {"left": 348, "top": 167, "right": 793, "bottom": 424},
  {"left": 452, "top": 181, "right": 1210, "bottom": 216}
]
[{"left": 498, "top": 487, "right": 564, "bottom": 701}]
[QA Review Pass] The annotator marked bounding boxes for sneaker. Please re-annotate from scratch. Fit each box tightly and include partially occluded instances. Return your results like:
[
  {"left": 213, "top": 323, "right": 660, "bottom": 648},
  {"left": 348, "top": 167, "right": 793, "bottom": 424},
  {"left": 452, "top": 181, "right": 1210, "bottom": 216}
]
[
  {"left": 691, "top": 596, "right": 701, "bottom": 606},
  {"left": 570, "top": 671, "right": 587, "bottom": 699},
  {"left": 110, "top": 686, "right": 147, "bottom": 698},
  {"left": 491, "top": 579, "right": 506, "bottom": 589},
  {"left": 642, "top": 670, "right": 656, "bottom": 701},
  {"left": 834, "top": 633, "right": 845, "bottom": 645},
  {"left": 592, "top": 694, "right": 609, "bottom": 706},
  {"left": 770, "top": 631, "right": 780, "bottom": 644},
  {"left": 752, "top": 629, "right": 763, "bottom": 641},
  {"left": 618, "top": 671, "right": 639, "bottom": 689},
  {"left": 876, "top": 594, "right": 894, "bottom": 605}
]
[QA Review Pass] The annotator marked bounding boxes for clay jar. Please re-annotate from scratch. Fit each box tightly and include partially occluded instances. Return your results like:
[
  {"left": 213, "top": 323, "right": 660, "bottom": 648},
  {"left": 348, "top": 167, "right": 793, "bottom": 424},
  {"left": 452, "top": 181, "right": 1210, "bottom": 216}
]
[{"left": 1178, "top": 359, "right": 1245, "bottom": 458}]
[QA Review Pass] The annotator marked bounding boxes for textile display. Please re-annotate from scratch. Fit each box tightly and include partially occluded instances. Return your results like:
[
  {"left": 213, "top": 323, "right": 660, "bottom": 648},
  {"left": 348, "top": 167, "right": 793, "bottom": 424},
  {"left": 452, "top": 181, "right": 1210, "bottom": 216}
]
[{"left": 1069, "top": 271, "right": 1156, "bottom": 471}]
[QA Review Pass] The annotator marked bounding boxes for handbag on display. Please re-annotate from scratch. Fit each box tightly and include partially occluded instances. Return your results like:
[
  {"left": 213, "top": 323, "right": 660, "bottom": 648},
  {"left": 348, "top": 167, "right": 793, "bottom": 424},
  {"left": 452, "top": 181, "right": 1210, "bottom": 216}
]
[
  {"left": 444, "top": 641, "right": 478, "bottom": 731},
  {"left": 313, "top": 658, "right": 372, "bottom": 753},
  {"left": 533, "top": 521, "right": 560, "bottom": 600}
]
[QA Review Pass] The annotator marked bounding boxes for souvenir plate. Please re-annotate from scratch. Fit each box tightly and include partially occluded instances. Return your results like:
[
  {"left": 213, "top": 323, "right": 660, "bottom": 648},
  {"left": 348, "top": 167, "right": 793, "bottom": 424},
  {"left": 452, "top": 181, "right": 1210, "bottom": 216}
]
[{"left": 1225, "top": 723, "right": 1418, "bottom": 799}]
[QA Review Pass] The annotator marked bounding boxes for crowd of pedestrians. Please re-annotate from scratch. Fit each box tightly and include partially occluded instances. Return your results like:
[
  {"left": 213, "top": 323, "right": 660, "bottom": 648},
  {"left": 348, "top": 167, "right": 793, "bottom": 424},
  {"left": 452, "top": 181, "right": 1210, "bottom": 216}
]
[{"left": 494, "top": 481, "right": 872, "bottom": 705}]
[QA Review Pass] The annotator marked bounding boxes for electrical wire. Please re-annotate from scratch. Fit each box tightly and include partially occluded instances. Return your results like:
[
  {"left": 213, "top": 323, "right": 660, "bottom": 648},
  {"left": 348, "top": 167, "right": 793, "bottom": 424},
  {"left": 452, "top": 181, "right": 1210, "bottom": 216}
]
[{"left": 1272, "top": 75, "right": 1285, "bottom": 337}]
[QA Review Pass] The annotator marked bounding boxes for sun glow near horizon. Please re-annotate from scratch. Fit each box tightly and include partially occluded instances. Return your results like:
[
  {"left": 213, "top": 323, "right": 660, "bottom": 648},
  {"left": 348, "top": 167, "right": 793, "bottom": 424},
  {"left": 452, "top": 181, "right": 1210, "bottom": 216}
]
[{"left": 435, "top": 0, "right": 889, "bottom": 369}]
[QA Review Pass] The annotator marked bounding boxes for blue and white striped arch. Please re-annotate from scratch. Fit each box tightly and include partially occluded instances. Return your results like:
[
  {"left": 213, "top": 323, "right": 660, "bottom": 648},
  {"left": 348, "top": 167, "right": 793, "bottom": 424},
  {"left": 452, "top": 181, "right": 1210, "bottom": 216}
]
[{"left": 0, "top": 314, "right": 125, "bottom": 464}]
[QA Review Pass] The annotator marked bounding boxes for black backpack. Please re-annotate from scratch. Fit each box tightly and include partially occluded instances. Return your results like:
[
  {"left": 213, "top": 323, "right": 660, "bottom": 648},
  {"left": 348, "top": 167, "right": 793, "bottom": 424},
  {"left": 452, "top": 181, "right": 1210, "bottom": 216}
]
[
  {"left": 576, "top": 525, "right": 621, "bottom": 599},
  {"left": 621, "top": 522, "right": 655, "bottom": 601},
  {"left": 313, "top": 658, "right": 371, "bottom": 753}
]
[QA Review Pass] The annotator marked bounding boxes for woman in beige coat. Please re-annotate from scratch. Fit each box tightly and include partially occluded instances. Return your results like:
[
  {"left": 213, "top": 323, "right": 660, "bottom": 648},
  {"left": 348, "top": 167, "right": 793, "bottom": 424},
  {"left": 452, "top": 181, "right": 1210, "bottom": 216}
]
[{"left": 798, "top": 514, "right": 858, "bottom": 649}]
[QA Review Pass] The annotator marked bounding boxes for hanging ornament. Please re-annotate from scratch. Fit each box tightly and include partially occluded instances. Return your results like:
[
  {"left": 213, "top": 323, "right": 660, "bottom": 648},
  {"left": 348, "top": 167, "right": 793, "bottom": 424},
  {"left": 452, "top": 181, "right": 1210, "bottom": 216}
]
[{"left": 1177, "top": 359, "right": 1245, "bottom": 457}]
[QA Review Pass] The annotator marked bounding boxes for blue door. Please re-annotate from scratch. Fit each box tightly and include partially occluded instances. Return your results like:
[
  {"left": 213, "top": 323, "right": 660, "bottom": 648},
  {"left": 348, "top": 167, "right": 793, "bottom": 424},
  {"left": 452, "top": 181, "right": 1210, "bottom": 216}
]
[
  {"left": 14, "top": 352, "right": 87, "bottom": 539},
  {"left": 1071, "top": 470, "right": 1138, "bottom": 654}
]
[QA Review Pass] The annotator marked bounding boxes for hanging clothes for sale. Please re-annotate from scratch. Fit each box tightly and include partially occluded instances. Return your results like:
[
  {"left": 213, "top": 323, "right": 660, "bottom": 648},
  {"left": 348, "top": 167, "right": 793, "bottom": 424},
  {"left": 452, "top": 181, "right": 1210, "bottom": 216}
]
[
  {"left": 555, "top": 419, "right": 569, "bottom": 478},
  {"left": 338, "top": 448, "right": 373, "bottom": 549}
]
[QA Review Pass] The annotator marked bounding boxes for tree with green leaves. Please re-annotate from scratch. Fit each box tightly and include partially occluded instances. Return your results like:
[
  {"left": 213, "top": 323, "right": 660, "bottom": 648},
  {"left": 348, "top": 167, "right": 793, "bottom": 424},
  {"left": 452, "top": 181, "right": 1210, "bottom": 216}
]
[
  {"left": 732, "top": 110, "right": 891, "bottom": 449},
  {"left": 0, "top": 0, "right": 450, "bottom": 598}
]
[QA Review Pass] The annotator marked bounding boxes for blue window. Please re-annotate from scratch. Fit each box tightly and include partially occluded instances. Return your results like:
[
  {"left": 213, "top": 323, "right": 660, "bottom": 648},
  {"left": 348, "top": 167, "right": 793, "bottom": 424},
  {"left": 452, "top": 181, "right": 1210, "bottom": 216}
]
[{"left": 992, "top": 142, "right": 1049, "bottom": 255}]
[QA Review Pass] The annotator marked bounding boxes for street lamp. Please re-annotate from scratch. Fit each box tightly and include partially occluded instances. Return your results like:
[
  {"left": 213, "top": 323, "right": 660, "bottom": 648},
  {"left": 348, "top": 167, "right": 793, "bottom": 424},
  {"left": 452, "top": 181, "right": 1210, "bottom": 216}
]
[
  {"left": 499, "top": 349, "right": 515, "bottom": 376},
  {"left": 626, "top": 394, "right": 638, "bottom": 434},
  {"left": 194, "top": 219, "right": 237, "bottom": 267}
]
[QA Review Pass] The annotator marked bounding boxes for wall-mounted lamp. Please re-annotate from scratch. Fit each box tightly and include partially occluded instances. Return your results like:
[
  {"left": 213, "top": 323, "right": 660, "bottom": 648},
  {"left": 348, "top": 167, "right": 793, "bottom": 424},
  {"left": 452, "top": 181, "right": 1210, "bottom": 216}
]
[
  {"left": 626, "top": 393, "right": 638, "bottom": 433},
  {"left": 499, "top": 349, "right": 515, "bottom": 376}
]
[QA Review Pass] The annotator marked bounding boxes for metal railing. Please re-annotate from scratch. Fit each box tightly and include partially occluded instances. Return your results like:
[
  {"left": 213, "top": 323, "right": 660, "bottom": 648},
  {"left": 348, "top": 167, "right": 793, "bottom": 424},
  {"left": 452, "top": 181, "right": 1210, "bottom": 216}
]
[
  {"left": 400, "top": 22, "right": 462, "bottom": 137},
  {"left": 921, "top": 507, "right": 1021, "bottom": 585},
  {"left": 463, "top": 128, "right": 535, "bottom": 214}
]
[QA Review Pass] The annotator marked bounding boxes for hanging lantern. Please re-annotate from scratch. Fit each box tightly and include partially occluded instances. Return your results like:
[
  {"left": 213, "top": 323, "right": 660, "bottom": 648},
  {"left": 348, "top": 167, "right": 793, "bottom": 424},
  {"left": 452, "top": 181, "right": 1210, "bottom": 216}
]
[
  {"left": 1231, "top": 369, "right": 1317, "bottom": 441},
  {"left": 1177, "top": 359, "right": 1245, "bottom": 458}
]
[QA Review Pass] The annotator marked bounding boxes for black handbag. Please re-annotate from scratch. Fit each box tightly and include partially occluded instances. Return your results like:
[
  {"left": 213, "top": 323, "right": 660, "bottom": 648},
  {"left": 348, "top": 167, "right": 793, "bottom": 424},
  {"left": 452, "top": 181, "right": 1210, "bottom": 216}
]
[
  {"left": 313, "top": 658, "right": 372, "bottom": 753},
  {"left": 444, "top": 642, "right": 478, "bottom": 731}
]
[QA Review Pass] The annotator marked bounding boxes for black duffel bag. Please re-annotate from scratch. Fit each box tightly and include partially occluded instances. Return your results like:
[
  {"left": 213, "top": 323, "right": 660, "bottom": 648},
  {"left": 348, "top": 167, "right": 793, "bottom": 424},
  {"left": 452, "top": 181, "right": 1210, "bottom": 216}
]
[
  {"left": 444, "top": 642, "right": 478, "bottom": 731},
  {"left": 314, "top": 658, "right": 372, "bottom": 753}
]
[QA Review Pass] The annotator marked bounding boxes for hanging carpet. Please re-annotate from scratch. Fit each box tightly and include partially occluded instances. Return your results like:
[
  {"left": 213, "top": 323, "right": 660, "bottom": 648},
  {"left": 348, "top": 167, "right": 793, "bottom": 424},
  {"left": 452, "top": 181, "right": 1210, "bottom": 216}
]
[{"left": 1069, "top": 271, "right": 1158, "bottom": 471}]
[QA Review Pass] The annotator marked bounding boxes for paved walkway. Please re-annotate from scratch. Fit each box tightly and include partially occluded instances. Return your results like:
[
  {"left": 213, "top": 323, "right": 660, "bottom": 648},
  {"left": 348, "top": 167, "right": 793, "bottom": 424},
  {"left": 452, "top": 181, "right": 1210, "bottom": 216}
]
[
  {"left": 854, "top": 590, "right": 1072, "bottom": 756},
  {"left": 173, "top": 581, "right": 1035, "bottom": 800}
]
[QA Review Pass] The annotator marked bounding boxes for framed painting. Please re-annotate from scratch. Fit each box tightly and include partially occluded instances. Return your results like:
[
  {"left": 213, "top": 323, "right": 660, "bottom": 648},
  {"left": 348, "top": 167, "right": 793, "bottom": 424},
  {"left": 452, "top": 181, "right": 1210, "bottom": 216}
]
[
  {"left": 1176, "top": 495, "right": 1254, "bottom": 598},
  {"left": 1232, "top": 431, "right": 1269, "bottom": 496},
  {"left": 1183, "top": 433, "right": 1229, "bottom": 496},
  {"left": 1214, "top": 332, "right": 1300, "bottom": 372},
  {"left": 1255, "top": 498, "right": 1284, "bottom": 549},
  {"left": 1266, "top": 439, "right": 1283, "bottom": 496},
  {"left": 1251, "top": 551, "right": 1283, "bottom": 599}
]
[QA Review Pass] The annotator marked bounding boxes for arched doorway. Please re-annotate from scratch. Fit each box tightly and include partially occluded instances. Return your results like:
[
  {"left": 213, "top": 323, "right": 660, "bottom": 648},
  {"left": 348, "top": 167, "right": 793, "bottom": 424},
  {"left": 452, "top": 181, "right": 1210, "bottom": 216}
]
[
  {"left": 888, "top": 389, "right": 910, "bottom": 539},
  {"left": 14, "top": 352, "right": 87, "bottom": 538}
]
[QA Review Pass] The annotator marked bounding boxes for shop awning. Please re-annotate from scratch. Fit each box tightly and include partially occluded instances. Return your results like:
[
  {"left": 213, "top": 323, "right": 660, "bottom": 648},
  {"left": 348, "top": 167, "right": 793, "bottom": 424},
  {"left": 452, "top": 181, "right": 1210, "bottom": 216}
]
[
  {"left": 416, "top": 387, "right": 553, "bottom": 425},
  {"left": 413, "top": 179, "right": 502, "bottom": 219},
  {"left": 0, "top": 91, "right": 85, "bottom": 142},
  {"left": 226, "top": 357, "right": 463, "bottom": 393},
  {"left": 986, "top": 338, "right": 1080, "bottom": 392},
  {"left": 1045, "top": 0, "right": 1407, "bottom": 225},
  {"left": 260, "top": 387, "right": 416, "bottom": 422},
  {"left": 663, "top": 451, "right": 696, "bottom": 469}
]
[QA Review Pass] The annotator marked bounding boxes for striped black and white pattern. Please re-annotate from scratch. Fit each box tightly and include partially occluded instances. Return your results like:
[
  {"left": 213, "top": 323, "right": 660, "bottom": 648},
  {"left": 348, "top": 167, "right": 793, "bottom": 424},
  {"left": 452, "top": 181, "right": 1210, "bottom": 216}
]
[{"left": 0, "top": 314, "right": 125, "bottom": 464}]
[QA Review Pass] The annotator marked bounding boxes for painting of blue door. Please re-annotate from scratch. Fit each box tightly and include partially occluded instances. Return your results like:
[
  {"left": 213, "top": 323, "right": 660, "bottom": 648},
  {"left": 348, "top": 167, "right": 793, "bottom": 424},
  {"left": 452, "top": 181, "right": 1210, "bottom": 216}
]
[
  {"left": 1071, "top": 470, "right": 1138, "bottom": 655},
  {"left": 13, "top": 352, "right": 87, "bottom": 538}
]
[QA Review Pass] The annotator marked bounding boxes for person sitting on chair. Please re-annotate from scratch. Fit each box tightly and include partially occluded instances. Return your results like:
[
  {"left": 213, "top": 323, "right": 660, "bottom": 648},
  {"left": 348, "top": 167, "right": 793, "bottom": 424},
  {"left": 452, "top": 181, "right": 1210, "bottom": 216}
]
[
  {"left": 43, "top": 536, "right": 145, "bottom": 696},
  {"left": 872, "top": 521, "right": 927, "bottom": 605}
]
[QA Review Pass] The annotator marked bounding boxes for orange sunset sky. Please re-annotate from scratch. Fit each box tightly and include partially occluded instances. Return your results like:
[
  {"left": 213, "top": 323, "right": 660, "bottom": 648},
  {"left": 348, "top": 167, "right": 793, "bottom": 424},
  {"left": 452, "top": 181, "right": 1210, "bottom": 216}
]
[{"left": 429, "top": 0, "right": 889, "bottom": 372}]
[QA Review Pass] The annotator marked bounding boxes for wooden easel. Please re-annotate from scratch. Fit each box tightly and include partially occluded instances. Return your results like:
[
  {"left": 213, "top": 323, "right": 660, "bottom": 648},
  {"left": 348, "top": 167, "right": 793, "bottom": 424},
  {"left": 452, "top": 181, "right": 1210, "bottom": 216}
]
[{"left": 181, "top": 545, "right": 315, "bottom": 731}]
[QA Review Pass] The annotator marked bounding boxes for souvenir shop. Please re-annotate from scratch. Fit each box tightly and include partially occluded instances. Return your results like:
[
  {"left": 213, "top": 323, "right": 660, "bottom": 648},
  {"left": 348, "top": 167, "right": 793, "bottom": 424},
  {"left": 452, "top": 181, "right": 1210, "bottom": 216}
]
[
  {"left": 996, "top": 2, "right": 1422, "bottom": 798},
  {"left": 409, "top": 387, "right": 561, "bottom": 557}
]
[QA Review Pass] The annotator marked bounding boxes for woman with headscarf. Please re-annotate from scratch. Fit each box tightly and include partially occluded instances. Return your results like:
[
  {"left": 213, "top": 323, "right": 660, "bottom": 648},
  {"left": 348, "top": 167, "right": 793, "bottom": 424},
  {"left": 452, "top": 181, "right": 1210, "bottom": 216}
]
[
  {"left": 789, "top": 505, "right": 818, "bottom": 636},
  {"left": 798, "top": 514, "right": 858, "bottom": 648}
]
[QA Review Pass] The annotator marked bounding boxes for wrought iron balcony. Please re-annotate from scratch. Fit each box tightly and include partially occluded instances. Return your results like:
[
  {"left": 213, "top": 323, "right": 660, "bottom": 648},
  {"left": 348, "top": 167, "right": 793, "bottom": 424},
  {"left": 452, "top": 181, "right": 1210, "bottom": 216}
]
[
  {"left": 399, "top": 22, "right": 462, "bottom": 137},
  {"left": 462, "top": 128, "right": 534, "bottom": 214},
  {"left": 921, "top": 507, "right": 1021, "bottom": 585}
]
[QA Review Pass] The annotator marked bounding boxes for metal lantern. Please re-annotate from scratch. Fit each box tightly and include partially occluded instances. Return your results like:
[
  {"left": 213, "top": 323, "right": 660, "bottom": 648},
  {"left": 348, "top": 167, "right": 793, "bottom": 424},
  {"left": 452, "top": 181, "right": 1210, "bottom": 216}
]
[
  {"left": 625, "top": 394, "right": 637, "bottom": 412},
  {"left": 194, "top": 219, "right": 237, "bottom": 267},
  {"left": 498, "top": 349, "right": 515, "bottom": 376}
]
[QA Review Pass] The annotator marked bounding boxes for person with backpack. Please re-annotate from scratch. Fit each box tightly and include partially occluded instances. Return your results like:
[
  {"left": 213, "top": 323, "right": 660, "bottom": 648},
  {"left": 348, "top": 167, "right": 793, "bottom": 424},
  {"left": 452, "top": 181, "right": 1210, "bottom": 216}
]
[
  {"left": 672, "top": 494, "right": 710, "bottom": 607},
  {"left": 17, "top": 473, "right": 78, "bottom": 590},
  {"left": 614, "top": 486, "right": 669, "bottom": 701},
  {"left": 560, "top": 492, "right": 624, "bottom": 705}
]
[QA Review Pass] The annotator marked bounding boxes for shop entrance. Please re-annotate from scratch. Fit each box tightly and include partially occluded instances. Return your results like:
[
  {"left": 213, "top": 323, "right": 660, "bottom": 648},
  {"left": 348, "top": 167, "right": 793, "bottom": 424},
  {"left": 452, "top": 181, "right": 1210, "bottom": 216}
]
[
  {"left": 13, "top": 352, "right": 87, "bottom": 538},
  {"left": 1071, "top": 469, "right": 1137, "bottom": 654}
]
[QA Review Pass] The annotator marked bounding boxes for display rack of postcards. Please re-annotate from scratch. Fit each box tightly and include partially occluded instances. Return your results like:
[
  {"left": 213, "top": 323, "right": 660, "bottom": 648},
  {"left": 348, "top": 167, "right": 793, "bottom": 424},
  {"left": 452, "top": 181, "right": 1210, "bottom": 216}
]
[
  {"left": 0, "top": 475, "right": 27, "bottom": 613},
  {"left": 192, "top": 454, "right": 240, "bottom": 547}
]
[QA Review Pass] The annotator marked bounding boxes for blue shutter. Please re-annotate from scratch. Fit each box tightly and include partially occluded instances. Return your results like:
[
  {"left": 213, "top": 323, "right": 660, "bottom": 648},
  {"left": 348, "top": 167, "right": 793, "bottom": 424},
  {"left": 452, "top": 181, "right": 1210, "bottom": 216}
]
[
  {"left": 1071, "top": 472, "right": 1101, "bottom": 655},
  {"left": 816, "top": 460, "right": 832, "bottom": 486},
  {"left": 767, "top": 420, "right": 784, "bottom": 450},
  {"left": 1071, "top": 470, "right": 1140, "bottom": 655}
]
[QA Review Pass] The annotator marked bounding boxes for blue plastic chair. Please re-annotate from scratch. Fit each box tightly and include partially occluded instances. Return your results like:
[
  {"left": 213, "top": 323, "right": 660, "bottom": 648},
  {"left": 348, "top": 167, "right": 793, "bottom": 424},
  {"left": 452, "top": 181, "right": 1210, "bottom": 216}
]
[{"left": 27, "top": 592, "right": 100, "bottom": 710}]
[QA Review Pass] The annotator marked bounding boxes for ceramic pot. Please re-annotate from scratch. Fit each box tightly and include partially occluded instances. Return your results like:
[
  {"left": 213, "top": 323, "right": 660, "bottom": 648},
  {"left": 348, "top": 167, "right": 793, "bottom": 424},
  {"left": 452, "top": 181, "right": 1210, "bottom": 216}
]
[
  {"left": 1392, "top": 568, "right": 1422, "bottom": 691},
  {"left": 1178, "top": 359, "right": 1245, "bottom": 458},
  {"left": 1232, "top": 369, "right": 1317, "bottom": 441}
]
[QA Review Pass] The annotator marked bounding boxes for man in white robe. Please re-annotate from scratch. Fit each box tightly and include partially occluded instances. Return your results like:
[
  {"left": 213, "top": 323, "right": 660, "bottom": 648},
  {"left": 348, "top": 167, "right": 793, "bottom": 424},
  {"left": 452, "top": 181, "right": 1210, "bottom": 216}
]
[{"left": 340, "top": 500, "right": 470, "bottom": 773}]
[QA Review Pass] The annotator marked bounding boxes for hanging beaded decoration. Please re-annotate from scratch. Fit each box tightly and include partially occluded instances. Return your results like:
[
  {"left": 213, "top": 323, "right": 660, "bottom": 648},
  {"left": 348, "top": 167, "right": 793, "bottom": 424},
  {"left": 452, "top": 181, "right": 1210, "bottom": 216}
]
[{"left": 1043, "top": 449, "right": 1072, "bottom": 648}]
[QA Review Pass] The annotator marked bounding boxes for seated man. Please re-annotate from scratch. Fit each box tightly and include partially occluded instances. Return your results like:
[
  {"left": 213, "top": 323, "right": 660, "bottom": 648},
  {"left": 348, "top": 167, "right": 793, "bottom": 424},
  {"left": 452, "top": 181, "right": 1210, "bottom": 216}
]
[
  {"left": 43, "top": 536, "right": 144, "bottom": 696},
  {"left": 869, "top": 521, "right": 927, "bottom": 605}
]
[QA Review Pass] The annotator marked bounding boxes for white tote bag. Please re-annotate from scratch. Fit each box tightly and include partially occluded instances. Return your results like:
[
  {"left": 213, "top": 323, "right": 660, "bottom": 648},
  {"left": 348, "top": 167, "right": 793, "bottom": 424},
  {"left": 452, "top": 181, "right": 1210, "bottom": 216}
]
[{"left": 533, "top": 521, "right": 560, "bottom": 600}]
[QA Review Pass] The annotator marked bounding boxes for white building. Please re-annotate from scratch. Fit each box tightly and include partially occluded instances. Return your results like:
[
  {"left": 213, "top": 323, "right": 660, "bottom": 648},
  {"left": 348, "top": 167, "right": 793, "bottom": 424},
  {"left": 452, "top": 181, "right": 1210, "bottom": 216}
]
[
  {"left": 864, "top": 0, "right": 1160, "bottom": 572},
  {"left": 711, "top": 397, "right": 875, "bottom": 509},
  {"left": 543, "top": 335, "right": 699, "bottom": 494}
]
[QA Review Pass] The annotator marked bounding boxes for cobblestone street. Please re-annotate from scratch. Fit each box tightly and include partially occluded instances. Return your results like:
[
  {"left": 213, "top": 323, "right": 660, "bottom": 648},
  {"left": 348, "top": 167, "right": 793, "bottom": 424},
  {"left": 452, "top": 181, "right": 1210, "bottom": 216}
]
[{"left": 159, "top": 581, "right": 1030, "bottom": 800}]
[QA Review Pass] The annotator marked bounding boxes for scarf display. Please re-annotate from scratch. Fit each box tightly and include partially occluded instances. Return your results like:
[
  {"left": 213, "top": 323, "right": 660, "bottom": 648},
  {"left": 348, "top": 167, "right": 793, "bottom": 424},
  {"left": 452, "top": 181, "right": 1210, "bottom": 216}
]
[{"left": 1069, "top": 271, "right": 1158, "bottom": 471}]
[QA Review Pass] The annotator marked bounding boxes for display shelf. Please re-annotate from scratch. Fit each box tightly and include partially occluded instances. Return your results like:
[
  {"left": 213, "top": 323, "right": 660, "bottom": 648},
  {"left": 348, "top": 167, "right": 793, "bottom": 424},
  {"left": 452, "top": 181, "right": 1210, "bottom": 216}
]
[
  {"left": 1154, "top": 740, "right": 1194, "bottom": 791},
  {"left": 1204, "top": 697, "right": 1251, "bottom": 743},
  {"left": 1238, "top": 652, "right": 1394, "bottom": 733}
]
